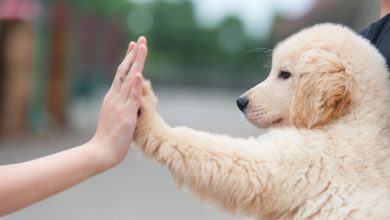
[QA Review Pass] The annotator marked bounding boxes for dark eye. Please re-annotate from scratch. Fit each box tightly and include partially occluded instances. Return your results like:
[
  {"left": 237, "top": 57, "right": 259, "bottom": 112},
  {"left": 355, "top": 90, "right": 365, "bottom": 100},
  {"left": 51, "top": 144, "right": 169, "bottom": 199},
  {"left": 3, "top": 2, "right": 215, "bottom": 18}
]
[{"left": 279, "top": 70, "right": 291, "bottom": 79}]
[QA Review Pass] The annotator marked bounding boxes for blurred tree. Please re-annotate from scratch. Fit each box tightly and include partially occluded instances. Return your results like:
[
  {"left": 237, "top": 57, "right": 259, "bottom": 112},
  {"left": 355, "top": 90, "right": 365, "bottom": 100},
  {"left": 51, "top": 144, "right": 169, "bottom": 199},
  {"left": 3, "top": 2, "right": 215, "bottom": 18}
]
[{"left": 125, "top": 0, "right": 267, "bottom": 85}]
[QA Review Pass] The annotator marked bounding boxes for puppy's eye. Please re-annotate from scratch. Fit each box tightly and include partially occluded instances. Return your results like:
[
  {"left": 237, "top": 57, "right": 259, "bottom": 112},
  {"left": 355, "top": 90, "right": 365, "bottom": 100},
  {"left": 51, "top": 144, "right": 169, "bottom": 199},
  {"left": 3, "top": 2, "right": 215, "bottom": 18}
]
[{"left": 279, "top": 70, "right": 291, "bottom": 79}]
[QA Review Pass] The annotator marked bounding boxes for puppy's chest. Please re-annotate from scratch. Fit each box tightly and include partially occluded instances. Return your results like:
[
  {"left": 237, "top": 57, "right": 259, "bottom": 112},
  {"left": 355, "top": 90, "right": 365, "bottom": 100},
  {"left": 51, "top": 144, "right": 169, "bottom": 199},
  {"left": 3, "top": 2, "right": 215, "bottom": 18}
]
[{"left": 334, "top": 142, "right": 390, "bottom": 180}]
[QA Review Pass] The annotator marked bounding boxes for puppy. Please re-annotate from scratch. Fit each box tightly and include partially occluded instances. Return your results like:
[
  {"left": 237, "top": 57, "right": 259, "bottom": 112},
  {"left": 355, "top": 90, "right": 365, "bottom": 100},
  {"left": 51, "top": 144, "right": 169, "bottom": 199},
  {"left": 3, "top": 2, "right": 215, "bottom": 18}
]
[{"left": 135, "top": 24, "right": 390, "bottom": 220}]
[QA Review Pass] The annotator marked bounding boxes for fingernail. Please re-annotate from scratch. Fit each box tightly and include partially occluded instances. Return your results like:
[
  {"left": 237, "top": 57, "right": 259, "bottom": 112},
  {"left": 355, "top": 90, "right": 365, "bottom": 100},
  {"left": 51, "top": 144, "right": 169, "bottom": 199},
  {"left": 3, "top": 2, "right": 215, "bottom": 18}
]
[
  {"left": 127, "top": 42, "right": 136, "bottom": 53},
  {"left": 137, "top": 36, "right": 147, "bottom": 45}
]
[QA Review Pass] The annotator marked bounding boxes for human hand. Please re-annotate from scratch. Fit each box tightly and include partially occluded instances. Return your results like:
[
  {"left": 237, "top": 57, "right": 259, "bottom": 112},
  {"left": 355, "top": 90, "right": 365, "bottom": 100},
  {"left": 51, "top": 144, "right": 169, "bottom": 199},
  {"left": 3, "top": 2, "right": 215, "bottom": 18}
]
[
  {"left": 88, "top": 37, "right": 148, "bottom": 172},
  {"left": 0, "top": 37, "right": 148, "bottom": 215}
]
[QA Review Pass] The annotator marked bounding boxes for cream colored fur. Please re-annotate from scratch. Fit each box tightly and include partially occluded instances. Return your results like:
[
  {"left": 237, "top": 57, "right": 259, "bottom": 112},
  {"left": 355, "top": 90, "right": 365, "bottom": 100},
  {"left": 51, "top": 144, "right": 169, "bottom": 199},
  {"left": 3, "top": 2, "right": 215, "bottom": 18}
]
[{"left": 135, "top": 24, "right": 390, "bottom": 220}]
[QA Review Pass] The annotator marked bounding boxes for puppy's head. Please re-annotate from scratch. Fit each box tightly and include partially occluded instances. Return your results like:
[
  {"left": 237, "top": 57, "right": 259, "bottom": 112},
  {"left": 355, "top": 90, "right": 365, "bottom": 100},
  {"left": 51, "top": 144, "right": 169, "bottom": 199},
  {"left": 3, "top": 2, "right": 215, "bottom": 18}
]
[{"left": 238, "top": 24, "right": 355, "bottom": 129}]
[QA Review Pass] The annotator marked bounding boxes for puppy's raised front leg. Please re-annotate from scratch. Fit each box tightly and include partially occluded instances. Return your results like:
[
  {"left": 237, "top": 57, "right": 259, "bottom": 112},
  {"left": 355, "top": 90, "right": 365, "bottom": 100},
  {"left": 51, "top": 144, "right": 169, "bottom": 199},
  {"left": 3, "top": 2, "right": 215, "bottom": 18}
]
[{"left": 134, "top": 82, "right": 325, "bottom": 217}]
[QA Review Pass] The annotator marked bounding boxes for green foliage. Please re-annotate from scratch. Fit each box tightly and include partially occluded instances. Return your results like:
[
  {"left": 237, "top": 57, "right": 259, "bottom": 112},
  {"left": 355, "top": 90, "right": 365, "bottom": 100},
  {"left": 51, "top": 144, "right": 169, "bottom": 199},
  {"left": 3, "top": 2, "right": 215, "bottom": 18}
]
[
  {"left": 47, "top": 0, "right": 272, "bottom": 86},
  {"left": 125, "top": 0, "right": 272, "bottom": 82}
]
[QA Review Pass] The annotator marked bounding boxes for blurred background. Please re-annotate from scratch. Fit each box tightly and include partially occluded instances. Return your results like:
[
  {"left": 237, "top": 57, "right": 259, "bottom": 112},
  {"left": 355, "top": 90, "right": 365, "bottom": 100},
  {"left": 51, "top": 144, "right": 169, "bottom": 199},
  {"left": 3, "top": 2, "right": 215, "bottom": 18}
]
[{"left": 0, "top": 0, "right": 381, "bottom": 219}]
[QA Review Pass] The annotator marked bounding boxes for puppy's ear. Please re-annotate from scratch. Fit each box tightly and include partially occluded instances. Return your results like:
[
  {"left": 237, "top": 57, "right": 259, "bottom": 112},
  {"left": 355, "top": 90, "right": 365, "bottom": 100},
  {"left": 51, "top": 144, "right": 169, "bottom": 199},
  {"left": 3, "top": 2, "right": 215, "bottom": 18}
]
[{"left": 290, "top": 49, "right": 353, "bottom": 129}]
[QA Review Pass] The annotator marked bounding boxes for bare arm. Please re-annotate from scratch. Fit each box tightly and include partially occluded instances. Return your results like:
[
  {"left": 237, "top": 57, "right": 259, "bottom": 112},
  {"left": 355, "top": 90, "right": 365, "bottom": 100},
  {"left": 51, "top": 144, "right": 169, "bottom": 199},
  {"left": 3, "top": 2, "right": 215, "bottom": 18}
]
[
  {"left": 135, "top": 83, "right": 329, "bottom": 216},
  {"left": 0, "top": 37, "right": 148, "bottom": 216},
  {"left": 0, "top": 144, "right": 103, "bottom": 216}
]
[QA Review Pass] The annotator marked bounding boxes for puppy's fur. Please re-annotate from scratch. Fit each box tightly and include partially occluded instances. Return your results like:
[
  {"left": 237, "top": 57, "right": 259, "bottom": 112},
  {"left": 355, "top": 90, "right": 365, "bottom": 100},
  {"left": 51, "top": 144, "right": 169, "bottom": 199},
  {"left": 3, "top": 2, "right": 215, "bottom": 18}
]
[{"left": 135, "top": 24, "right": 390, "bottom": 219}]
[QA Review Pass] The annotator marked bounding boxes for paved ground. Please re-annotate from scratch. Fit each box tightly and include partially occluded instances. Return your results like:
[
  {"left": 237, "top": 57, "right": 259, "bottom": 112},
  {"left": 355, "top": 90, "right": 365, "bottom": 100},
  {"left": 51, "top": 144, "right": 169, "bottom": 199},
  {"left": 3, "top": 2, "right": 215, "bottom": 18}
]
[{"left": 0, "top": 85, "right": 264, "bottom": 220}]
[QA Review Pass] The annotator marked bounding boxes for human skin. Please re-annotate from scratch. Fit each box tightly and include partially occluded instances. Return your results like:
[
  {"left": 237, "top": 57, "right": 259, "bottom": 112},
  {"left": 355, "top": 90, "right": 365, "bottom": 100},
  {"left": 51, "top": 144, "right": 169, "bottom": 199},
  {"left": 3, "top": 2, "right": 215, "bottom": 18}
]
[
  {"left": 0, "top": 37, "right": 148, "bottom": 216},
  {"left": 381, "top": 0, "right": 390, "bottom": 17}
]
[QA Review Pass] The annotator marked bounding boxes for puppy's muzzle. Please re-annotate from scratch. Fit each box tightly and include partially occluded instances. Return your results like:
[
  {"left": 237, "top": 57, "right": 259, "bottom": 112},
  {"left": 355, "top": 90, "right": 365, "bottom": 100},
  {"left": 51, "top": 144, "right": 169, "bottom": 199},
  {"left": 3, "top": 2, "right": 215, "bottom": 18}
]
[{"left": 236, "top": 96, "right": 249, "bottom": 112}]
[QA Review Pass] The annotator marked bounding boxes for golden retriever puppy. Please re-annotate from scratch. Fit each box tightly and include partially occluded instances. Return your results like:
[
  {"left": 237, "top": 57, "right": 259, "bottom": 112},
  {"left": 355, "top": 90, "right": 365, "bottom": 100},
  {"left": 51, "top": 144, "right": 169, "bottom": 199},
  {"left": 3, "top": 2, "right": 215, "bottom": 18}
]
[{"left": 134, "top": 24, "right": 390, "bottom": 220}]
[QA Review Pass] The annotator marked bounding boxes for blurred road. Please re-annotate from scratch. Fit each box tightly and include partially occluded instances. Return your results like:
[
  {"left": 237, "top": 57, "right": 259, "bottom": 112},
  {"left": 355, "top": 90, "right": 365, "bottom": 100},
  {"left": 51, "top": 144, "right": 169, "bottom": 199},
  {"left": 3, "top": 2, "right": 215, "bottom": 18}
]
[{"left": 0, "top": 85, "right": 263, "bottom": 220}]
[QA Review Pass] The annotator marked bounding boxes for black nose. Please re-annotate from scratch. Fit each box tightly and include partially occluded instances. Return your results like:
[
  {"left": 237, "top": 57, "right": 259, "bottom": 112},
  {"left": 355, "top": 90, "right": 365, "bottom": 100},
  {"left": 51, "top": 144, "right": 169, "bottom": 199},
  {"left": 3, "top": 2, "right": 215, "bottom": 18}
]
[{"left": 236, "top": 96, "right": 249, "bottom": 112}]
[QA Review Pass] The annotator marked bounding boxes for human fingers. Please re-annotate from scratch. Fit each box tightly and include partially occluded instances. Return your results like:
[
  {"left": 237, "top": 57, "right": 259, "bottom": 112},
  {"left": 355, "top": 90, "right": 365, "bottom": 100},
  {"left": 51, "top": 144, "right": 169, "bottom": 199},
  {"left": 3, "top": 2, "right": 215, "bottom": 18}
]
[
  {"left": 120, "top": 70, "right": 143, "bottom": 102},
  {"left": 110, "top": 42, "right": 137, "bottom": 93},
  {"left": 137, "top": 36, "right": 147, "bottom": 46},
  {"left": 120, "top": 36, "right": 146, "bottom": 81},
  {"left": 117, "top": 36, "right": 147, "bottom": 92},
  {"left": 128, "top": 72, "right": 144, "bottom": 108},
  {"left": 128, "top": 43, "right": 148, "bottom": 79},
  {"left": 126, "top": 41, "right": 136, "bottom": 54}
]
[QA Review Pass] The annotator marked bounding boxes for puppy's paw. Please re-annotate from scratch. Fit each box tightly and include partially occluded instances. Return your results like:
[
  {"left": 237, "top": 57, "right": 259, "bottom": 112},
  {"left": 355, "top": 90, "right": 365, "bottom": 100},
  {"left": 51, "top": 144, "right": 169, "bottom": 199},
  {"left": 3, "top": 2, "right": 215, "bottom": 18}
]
[
  {"left": 141, "top": 80, "right": 158, "bottom": 111},
  {"left": 136, "top": 79, "right": 160, "bottom": 137},
  {"left": 135, "top": 80, "right": 170, "bottom": 156}
]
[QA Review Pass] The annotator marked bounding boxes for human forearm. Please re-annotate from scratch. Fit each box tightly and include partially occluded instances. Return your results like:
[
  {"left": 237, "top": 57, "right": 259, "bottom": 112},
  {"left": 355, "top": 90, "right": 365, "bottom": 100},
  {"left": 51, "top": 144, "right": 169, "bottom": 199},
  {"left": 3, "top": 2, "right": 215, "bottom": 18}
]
[{"left": 0, "top": 143, "right": 102, "bottom": 216}]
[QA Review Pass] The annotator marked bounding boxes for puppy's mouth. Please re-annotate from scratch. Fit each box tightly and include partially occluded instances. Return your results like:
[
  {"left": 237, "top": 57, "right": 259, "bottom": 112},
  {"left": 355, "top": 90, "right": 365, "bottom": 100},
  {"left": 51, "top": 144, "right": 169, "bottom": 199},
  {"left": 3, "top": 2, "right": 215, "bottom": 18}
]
[
  {"left": 269, "top": 118, "right": 285, "bottom": 127},
  {"left": 271, "top": 118, "right": 283, "bottom": 125},
  {"left": 246, "top": 113, "right": 284, "bottom": 129},
  {"left": 260, "top": 117, "right": 284, "bottom": 128}
]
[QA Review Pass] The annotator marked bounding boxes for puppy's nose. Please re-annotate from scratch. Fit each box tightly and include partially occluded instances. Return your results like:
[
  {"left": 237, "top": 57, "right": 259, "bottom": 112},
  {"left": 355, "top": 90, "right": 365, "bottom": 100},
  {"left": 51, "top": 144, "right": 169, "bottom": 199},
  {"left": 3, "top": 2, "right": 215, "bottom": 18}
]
[{"left": 236, "top": 96, "right": 249, "bottom": 112}]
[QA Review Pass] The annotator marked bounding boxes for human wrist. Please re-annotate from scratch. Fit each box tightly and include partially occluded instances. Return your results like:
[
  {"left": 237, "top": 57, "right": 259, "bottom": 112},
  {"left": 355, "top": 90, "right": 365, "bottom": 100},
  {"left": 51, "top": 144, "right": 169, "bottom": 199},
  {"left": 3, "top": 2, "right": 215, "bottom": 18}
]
[{"left": 82, "top": 139, "right": 113, "bottom": 176}]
